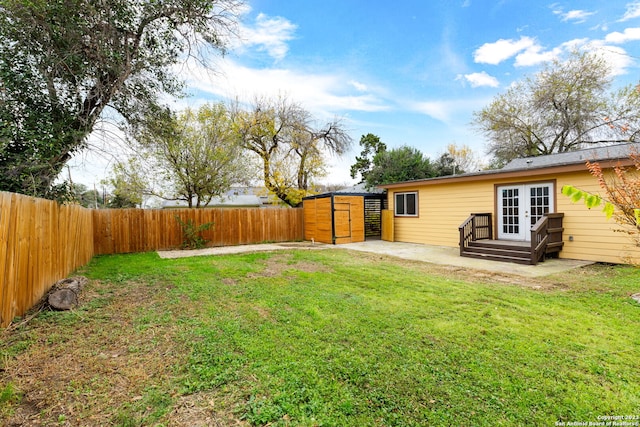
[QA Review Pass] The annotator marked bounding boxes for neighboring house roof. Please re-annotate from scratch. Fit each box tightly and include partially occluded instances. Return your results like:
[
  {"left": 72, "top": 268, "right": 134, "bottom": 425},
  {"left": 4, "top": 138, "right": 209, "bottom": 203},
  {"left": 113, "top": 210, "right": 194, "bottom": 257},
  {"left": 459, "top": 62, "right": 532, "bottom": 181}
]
[
  {"left": 162, "top": 194, "right": 263, "bottom": 208},
  {"left": 379, "top": 143, "right": 640, "bottom": 189}
]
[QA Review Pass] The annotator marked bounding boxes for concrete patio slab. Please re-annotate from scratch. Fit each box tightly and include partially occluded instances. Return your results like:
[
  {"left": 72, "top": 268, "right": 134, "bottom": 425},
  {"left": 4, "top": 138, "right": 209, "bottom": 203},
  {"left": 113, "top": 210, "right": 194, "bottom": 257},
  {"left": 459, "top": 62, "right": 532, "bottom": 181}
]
[
  {"left": 339, "top": 240, "right": 594, "bottom": 278},
  {"left": 157, "top": 241, "right": 326, "bottom": 259},
  {"left": 158, "top": 240, "right": 594, "bottom": 278}
]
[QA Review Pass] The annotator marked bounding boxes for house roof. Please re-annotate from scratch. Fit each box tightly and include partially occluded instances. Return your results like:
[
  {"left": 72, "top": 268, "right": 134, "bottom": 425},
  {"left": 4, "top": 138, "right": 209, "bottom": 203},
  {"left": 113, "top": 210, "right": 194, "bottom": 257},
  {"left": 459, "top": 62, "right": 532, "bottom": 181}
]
[
  {"left": 501, "top": 143, "right": 639, "bottom": 171},
  {"left": 379, "top": 143, "right": 640, "bottom": 189},
  {"left": 162, "top": 194, "right": 263, "bottom": 208}
]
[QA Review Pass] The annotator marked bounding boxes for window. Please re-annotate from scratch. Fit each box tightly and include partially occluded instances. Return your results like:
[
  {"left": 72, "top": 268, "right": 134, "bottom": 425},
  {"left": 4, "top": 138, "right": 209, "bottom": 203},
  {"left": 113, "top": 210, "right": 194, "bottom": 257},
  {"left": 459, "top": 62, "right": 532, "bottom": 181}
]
[{"left": 395, "top": 192, "right": 418, "bottom": 217}]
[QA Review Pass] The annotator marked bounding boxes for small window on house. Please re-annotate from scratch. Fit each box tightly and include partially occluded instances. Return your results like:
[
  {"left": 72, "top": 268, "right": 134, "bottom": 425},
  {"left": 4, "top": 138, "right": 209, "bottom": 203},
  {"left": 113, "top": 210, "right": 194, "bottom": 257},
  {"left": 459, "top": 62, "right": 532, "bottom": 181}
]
[{"left": 395, "top": 192, "right": 418, "bottom": 217}]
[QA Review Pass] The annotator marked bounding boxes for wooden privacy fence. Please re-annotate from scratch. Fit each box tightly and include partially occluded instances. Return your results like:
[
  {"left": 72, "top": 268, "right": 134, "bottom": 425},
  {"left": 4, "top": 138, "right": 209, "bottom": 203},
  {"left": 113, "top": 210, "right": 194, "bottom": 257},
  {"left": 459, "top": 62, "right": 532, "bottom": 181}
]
[
  {"left": 1, "top": 193, "right": 304, "bottom": 327},
  {"left": 93, "top": 207, "right": 304, "bottom": 255},
  {"left": 0, "top": 192, "right": 94, "bottom": 328}
]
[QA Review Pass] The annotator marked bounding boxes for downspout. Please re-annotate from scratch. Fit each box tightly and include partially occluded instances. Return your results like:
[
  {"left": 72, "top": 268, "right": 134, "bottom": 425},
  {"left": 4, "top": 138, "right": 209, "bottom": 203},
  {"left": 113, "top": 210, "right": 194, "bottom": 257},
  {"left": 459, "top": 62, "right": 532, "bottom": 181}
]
[{"left": 331, "top": 194, "right": 336, "bottom": 244}]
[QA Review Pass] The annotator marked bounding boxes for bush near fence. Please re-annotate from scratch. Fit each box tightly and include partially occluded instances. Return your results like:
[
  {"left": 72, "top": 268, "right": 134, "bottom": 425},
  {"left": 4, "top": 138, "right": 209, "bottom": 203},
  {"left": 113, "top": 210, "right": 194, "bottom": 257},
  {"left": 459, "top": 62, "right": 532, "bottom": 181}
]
[{"left": 0, "top": 191, "right": 304, "bottom": 327}]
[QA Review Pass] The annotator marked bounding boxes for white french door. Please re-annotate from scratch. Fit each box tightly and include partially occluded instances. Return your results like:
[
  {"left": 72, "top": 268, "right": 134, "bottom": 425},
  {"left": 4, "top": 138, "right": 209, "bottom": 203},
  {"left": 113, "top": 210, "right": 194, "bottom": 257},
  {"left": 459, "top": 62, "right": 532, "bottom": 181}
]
[{"left": 497, "top": 183, "right": 554, "bottom": 241}]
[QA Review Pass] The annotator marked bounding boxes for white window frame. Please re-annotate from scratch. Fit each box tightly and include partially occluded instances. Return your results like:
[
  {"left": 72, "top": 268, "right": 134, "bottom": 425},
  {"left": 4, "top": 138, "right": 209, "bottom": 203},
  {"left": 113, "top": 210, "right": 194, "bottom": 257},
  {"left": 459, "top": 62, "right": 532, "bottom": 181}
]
[{"left": 394, "top": 192, "right": 418, "bottom": 217}]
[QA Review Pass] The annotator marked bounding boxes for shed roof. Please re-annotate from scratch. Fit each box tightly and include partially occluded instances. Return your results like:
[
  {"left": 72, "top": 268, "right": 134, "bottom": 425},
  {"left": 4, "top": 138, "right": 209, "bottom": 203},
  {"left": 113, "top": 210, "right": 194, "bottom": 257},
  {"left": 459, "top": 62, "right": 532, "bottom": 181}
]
[
  {"left": 303, "top": 183, "right": 385, "bottom": 200},
  {"left": 332, "top": 183, "right": 385, "bottom": 195}
]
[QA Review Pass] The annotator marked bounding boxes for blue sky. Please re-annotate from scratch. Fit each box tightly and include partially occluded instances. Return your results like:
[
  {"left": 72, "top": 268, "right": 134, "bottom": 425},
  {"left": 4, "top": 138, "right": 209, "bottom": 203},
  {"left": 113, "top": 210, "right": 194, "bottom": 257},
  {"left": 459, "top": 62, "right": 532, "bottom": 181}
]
[{"left": 71, "top": 0, "right": 640, "bottom": 186}]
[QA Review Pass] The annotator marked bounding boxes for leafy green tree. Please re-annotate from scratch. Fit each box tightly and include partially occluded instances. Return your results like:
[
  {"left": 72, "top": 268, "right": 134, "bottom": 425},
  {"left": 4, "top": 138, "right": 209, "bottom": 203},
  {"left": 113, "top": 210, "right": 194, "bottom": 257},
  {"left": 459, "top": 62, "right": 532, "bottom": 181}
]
[
  {"left": 232, "top": 96, "right": 351, "bottom": 207},
  {"left": 433, "top": 152, "right": 458, "bottom": 176},
  {"left": 106, "top": 193, "right": 138, "bottom": 209},
  {"left": 0, "top": 0, "right": 242, "bottom": 198},
  {"left": 365, "top": 146, "right": 435, "bottom": 187},
  {"left": 473, "top": 51, "right": 640, "bottom": 165},
  {"left": 350, "top": 133, "right": 387, "bottom": 183},
  {"left": 433, "top": 144, "right": 479, "bottom": 176},
  {"left": 108, "top": 103, "right": 251, "bottom": 208},
  {"left": 69, "top": 183, "right": 107, "bottom": 208},
  {"left": 103, "top": 158, "right": 145, "bottom": 208}
]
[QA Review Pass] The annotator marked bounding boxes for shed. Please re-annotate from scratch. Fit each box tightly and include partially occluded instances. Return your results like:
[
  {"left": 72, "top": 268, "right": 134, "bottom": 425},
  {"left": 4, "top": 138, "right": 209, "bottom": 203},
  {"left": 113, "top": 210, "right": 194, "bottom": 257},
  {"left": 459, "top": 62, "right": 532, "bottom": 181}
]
[{"left": 303, "top": 184, "right": 386, "bottom": 244}]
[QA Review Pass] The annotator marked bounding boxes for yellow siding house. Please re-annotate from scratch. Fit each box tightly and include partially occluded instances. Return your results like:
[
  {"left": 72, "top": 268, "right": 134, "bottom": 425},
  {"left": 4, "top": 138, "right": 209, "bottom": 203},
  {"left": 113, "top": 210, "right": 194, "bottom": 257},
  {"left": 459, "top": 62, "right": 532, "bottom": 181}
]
[{"left": 379, "top": 144, "right": 639, "bottom": 265}]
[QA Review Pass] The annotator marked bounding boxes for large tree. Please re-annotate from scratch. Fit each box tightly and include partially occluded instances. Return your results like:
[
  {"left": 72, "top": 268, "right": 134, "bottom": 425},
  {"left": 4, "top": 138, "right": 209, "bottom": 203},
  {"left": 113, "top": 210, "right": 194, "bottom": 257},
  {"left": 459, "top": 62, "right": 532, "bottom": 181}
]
[
  {"left": 349, "top": 133, "right": 387, "bottom": 184},
  {"left": 232, "top": 96, "right": 351, "bottom": 207},
  {"left": 0, "top": 0, "right": 242, "bottom": 198},
  {"left": 473, "top": 51, "right": 640, "bottom": 166},
  {"left": 433, "top": 143, "right": 479, "bottom": 176},
  {"left": 107, "top": 103, "right": 251, "bottom": 208},
  {"left": 365, "top": 146, "right": 435, "bottom": 187}
]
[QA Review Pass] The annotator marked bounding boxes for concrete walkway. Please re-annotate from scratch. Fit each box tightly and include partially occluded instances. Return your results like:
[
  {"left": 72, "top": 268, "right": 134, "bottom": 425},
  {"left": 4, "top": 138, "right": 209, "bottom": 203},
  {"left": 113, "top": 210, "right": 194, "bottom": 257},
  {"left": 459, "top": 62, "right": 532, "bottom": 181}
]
[
  {"left": 158, "top": 240, "right": 594, "bottom": 278},
  {"left": 338, "top": 240, "right": 594, "bottom": 278}
]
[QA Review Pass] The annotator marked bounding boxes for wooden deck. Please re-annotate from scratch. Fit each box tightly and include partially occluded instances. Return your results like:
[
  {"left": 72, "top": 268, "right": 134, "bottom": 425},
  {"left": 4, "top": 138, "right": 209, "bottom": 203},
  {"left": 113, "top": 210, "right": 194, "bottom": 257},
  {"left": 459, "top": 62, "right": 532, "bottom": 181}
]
[{"left": 459, "top": 213, "right": 565, "bottom": 265}]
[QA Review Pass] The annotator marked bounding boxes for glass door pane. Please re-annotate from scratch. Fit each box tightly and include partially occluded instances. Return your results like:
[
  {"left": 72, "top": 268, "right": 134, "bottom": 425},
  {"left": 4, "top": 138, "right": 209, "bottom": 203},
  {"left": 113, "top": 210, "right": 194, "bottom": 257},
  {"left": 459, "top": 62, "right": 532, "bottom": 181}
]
[
  {"left": 497, "top": 185, "right": 524, "bottom": 240},
  {"left": 528, "top": 184, "right": 553, "bottom": 227}
]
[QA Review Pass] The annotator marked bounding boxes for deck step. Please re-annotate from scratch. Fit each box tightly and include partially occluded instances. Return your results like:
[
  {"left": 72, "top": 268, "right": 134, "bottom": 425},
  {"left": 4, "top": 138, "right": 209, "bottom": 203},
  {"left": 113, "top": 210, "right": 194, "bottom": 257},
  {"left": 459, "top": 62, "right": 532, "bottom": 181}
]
[
  {"left": 468, "top": 241, "right": 529, "bottom": 251},
  {"left": 462, "top": 240, "right": 535, "bottom": 265},
  {"left": 465, "top": 244, "right": 530, "bottom": 257},
  {"left": 460, "top": 251, "right": 533, "bottom": 265}
]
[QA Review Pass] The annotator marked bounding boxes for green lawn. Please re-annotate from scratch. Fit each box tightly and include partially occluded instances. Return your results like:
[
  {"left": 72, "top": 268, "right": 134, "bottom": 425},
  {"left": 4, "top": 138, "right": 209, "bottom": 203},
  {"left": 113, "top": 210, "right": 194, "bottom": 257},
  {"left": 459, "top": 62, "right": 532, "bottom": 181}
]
[{"left": 2, "top": 249, "right": 639, "bottom": 426}]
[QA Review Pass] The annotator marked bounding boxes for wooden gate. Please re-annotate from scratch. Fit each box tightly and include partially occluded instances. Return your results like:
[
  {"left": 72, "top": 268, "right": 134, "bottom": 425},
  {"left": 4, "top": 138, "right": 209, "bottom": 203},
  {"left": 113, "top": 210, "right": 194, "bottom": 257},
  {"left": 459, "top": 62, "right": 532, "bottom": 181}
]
[{"left": 333, "top": 202, "right": 352, "bottom": 241}]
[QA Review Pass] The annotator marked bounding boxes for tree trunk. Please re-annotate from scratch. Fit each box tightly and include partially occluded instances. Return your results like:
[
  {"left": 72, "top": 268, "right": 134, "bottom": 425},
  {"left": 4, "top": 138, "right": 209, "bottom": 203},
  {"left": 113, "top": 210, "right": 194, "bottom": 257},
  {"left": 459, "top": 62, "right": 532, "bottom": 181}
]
[{"left": 47, "top": 276, "right": 88, "bottom": 310}]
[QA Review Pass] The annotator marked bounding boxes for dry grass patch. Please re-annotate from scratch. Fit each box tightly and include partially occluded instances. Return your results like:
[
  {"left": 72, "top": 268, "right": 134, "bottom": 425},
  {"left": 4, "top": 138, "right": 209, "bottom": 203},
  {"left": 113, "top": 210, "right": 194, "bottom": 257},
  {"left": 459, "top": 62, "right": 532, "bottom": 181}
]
[
  {"left": 166, "top": 391, "right": 248, "bottom": 426},
  {"left": 1, "top": 278, "right": 188, "bottom": 426},
  {"left": 247, "top": 253, "right": 331, "bottom": 278}
]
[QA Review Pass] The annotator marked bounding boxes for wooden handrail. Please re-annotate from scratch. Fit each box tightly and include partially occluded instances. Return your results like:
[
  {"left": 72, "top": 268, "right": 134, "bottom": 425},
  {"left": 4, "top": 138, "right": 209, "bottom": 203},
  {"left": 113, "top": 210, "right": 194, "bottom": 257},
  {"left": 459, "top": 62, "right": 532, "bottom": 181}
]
[
  {"left": 530, "top": 216, "right": 549, "bottom": 265},
  {"left": 459, "top": 213, "right": 492, "bottom": 255},
  {"left": 460, "top": 212, "right": 563, "bottom": 265},
  {"left": 459, "top": 215, "right": 474, "bottom": 256}
]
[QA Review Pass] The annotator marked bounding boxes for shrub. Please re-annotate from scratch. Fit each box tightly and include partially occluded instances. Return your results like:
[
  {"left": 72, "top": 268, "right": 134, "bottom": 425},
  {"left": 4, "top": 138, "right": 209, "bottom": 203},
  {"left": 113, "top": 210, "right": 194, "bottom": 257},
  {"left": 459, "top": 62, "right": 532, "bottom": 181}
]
[{"left": 175, "top": 216, "right": 214, "bottom": 250}]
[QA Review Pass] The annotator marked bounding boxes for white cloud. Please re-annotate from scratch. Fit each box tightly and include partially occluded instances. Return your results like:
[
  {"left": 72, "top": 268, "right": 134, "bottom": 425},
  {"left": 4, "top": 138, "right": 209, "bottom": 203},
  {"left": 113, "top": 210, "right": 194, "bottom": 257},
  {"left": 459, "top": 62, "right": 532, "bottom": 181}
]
[
  {"left": 349, "top": 80, "right": 369, "bottom": 92},
  {"left": 587, "top": 42, "right": 634, "bottom": 76},
  {"left": 506, "top": 37, "right": 633, "bottom": 76},
  {"left": 620, "top": 1, "right": 640, "bottom": 21},
  {"left": 237, "top": 13, "right": 297, "bottom": 60},
  {"left": 474, "top": 36, "right": 536, "bottom": 65},
  {"left": 462, "top": 71, "right": 500, "bottom": 88},
  {"left": 409, "top": 101, "right": 453, "bottom": 123},
  {"left": 590, "top": 23, "right": 609, "bottom": 31},
  {"left": 513, "top": 39, "right": 589, "bottom": 67},
  {"left": 514, "top": 45, "right": 563, "bottom": 67},
  {"left": 180, "top": 58, "right": 390, "bottom": 117},
  {"left": 605, "top": 27, "right": 640, "bottom": 43},
  {"left": 408, "top": 98, "right": 489, "bottom": 124},
  {"left": 558, "top": 9, "right": 595, "bottom": 23}
]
